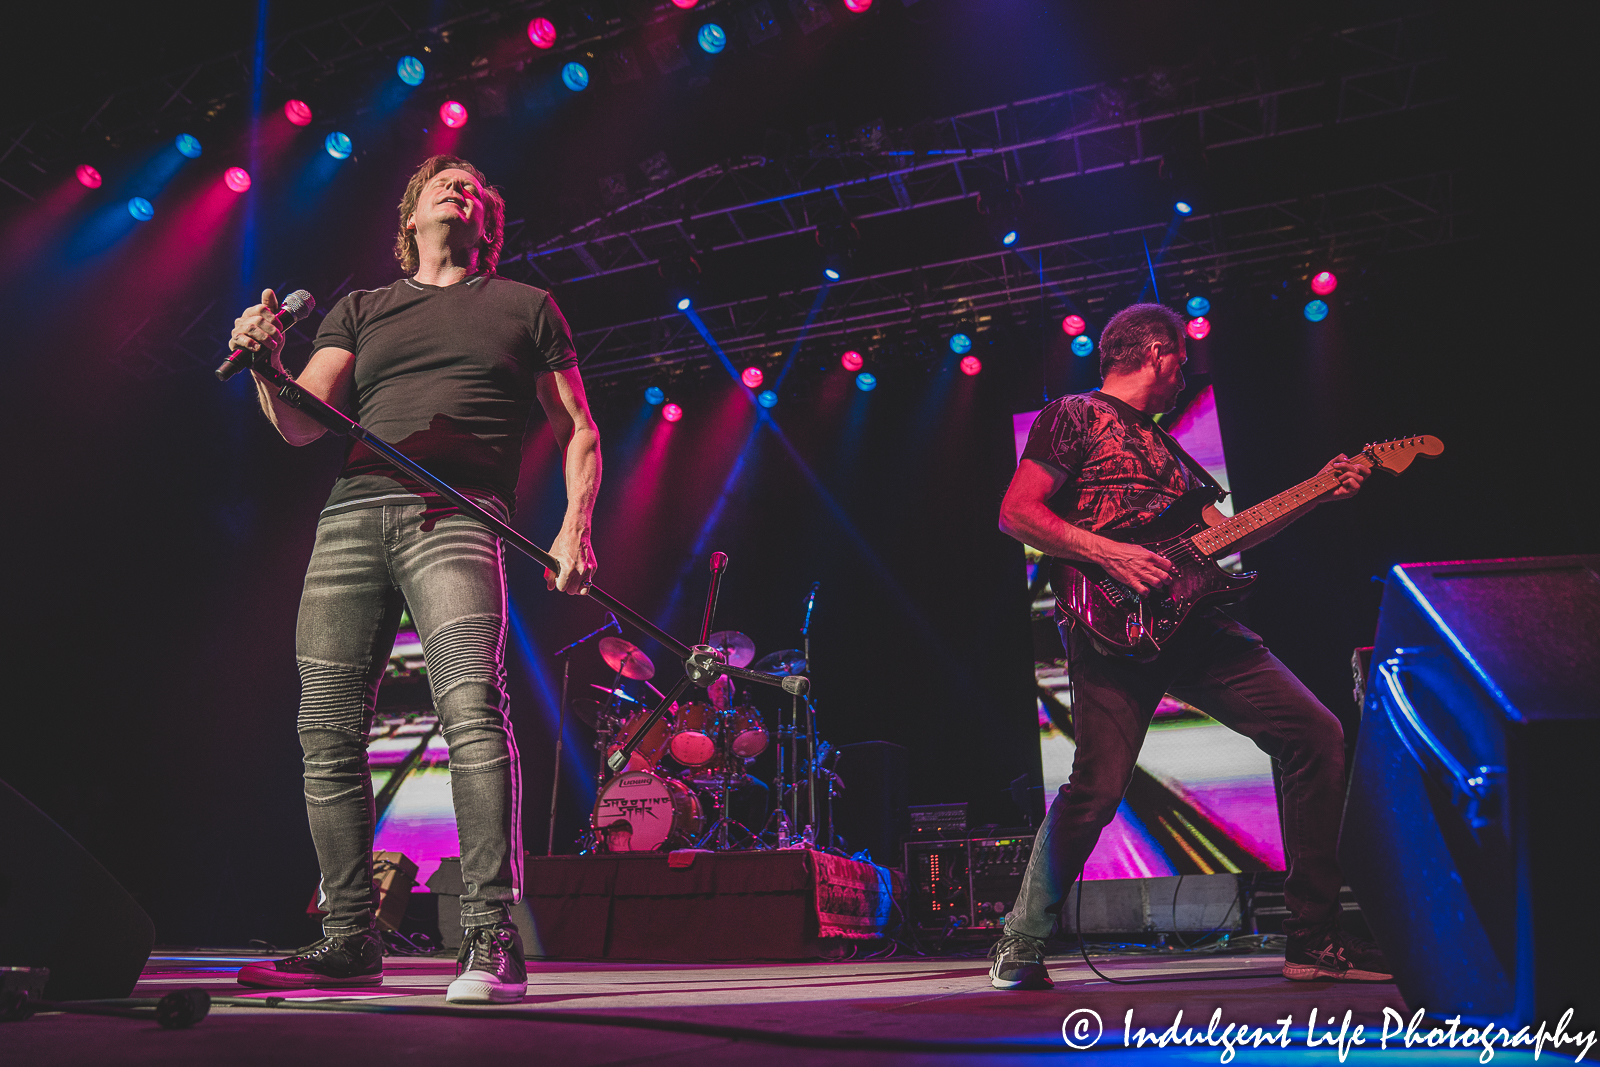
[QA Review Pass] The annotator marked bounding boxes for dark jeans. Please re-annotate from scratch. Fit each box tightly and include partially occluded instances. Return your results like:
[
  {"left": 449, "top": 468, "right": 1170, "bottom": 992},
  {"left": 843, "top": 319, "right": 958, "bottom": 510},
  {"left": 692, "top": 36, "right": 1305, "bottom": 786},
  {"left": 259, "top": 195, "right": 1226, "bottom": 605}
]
[
  {"left": 1006, "top": 610, "right": 1345, "bottom": 940},
  {"left": 296, "top": 500, "right": 521, "bottom": 936}
]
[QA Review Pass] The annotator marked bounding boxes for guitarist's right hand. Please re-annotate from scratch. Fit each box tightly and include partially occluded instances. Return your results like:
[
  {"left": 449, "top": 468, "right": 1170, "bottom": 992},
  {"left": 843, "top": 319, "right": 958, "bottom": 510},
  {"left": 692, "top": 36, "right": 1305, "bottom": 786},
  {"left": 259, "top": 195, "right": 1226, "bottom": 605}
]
[{"left": 1094, "top": 539, "right": 1176, "bottom": 595}]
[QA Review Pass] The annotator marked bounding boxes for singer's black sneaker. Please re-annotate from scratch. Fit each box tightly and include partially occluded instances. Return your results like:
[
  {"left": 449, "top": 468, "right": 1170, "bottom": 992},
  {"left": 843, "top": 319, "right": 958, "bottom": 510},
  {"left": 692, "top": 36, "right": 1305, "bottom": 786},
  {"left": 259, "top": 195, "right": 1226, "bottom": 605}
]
[
  {"left": 1283, "top": 925, "right": 1393, "bottom": 982},
  {"left": 988, "top": 932, "right": 1054, "bottom": 990},
  {"left": 236, "top": 930, "right": 384, "bottom": 989},
  {"left": 446, "top": 922, "right": 528, "bottom": 1003}
]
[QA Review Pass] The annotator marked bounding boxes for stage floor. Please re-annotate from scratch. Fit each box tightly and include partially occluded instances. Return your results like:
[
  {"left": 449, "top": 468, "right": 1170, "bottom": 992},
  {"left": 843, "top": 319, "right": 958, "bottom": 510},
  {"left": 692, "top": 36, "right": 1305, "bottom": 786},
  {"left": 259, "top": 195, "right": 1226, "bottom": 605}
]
[{"left": 11, "top": 948, "right": 1555, "bottom": 1065}]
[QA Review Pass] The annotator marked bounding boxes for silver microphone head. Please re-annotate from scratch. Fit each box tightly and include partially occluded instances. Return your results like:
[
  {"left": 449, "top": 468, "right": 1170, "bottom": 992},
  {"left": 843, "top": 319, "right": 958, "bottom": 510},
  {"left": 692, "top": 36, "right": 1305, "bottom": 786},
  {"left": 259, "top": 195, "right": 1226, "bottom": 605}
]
[{"left": 282, "top": 290, "right": 315, "bottom": 323}]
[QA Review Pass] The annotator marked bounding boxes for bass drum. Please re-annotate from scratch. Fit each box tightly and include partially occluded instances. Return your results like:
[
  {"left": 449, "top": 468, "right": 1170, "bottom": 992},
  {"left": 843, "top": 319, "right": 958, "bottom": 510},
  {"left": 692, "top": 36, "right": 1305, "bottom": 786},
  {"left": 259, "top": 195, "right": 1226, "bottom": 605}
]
[{"left": 591, "top": 771, "right": 704, "bottom": 852}]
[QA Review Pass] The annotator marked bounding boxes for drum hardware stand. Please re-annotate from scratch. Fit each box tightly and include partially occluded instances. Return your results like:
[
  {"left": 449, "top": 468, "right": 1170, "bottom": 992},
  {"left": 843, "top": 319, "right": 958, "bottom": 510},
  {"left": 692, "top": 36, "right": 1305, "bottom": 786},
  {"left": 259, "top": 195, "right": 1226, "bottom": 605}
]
[{"left": 547, "top": 614, "right": 619, "bottom": 856}]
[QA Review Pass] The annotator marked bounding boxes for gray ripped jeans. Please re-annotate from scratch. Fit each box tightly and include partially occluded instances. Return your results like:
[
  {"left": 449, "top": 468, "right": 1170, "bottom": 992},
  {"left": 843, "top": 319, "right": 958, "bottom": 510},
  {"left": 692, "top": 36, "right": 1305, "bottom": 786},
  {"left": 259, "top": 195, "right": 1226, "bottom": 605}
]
[{"left": 295, "top": 499, "right": 521, "bottom": 936}]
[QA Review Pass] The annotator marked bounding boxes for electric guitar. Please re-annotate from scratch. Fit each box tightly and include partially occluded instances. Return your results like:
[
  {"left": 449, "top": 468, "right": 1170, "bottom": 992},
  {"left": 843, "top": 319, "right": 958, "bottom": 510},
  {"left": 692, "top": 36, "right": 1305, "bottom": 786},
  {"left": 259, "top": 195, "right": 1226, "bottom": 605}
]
[{"left": 1048, "top": 435, "right": 1444, "bottom": 660}]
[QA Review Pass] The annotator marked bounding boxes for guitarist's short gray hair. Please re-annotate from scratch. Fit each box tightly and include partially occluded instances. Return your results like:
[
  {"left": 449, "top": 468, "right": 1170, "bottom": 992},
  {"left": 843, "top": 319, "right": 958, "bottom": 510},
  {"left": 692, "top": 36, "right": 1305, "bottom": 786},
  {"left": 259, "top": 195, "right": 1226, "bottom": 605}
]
[{"left": 1100, "top": 303, "right": 1186, "bottom": 378}]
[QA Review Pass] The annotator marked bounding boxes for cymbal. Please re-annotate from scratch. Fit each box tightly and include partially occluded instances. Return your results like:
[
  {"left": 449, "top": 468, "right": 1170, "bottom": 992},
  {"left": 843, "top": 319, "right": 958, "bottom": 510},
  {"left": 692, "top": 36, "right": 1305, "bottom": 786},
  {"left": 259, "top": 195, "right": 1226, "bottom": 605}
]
[
  {"left": 706, "top": 630, "right": 756, "bottom": 668},
  {"left": 599, "top": 636, "right": 655, "bottom": 680},
  {"left": 567, "top": 698, "right": 604, "bottom": 729},
  {"left": 753, "top": 648, "right": 806, "bottom": 675},
  {"left": 589, "top": 683, "right": 642, "bottom": 705}
]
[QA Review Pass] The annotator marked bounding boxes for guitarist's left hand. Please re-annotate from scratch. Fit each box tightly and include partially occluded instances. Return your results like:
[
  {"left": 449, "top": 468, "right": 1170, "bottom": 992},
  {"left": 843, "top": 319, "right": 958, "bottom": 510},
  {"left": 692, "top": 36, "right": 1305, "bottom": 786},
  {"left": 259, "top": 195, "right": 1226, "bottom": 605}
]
[{"left": 1319, "top": 454, "right": 1372, "bottom": 501}]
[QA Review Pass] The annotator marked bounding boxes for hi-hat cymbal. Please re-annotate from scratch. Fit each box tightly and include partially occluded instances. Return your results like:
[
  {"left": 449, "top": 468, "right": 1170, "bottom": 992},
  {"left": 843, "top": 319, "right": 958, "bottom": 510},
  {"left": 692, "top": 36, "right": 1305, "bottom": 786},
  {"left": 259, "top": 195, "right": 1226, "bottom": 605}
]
[
  {"left": 599, "top": 636, "right": 655, "bottom": 680},
  {"left": 567, "top": 698, "right": 605, "bottom": 729},
  {"left": 706, "top": 630, "right": 756, "bottom": 668},
  {"left": 753, "top": 648, "right": 807, "bottom": 675}
]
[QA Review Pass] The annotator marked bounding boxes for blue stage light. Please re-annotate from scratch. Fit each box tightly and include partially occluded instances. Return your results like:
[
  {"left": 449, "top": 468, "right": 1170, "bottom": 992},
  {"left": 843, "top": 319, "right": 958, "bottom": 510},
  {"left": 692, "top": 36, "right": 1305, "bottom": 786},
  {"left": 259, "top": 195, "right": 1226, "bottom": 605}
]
[
  {"left": 757, "top": 389, "right": 778, "bottom": 409},
  {"left": 324, "top": 132, "right": 352, "bottom": 160},
  {"left": 175, "top": 134, "right": 202, "bottom": 158},
  {"left": 1304, "top": 299, "right": 1329, "bottom": 323},
  {"left": 823, "top": 267, "right": 841, "bottom": 281},
  {"left": 1186, "top": 296, "right": 1211, "bottom": 317},
  {"left": 948, "top": 332, "right": 972, "bottom": 354},
  {"left": 1071, "top": 334, "right": 1094, "bottom": 357},
  {"left": 397, "top": 56, "right": 425, "bottom": 86},
  {"left": 697, "top": 23, "right": 727, "bottom": 53},
  {"left": 855, "top": 372, "right": 877, "bottom": 392},
  {"left": 127, "top": 197, "right": 154, "bottom": 222},
  {"left": 676, "top": 296, "right": 692, "bottom": 311},
  {"left": 1001, "top": 230, "right": 1018, "bottom": 246},
  {"left": 562, "top": 62, "right": 590, "bottom": 91},
  {"left": 645, "top": 386, "right": 665, "bottom": 405},
  {"left": 1174, "top": 200, "right": 1193, "bottom": 215}
]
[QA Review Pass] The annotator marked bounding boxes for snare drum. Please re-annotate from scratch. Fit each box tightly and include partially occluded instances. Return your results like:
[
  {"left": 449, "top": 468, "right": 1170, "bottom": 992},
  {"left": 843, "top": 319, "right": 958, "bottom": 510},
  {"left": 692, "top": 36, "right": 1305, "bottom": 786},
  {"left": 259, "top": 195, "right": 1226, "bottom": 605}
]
[
  {"left": 726, "top": 705, "right": 768, "bottom": 757},
  {"left": 591, "top": 771, "right": 704, "bottom": 852},
  {"left": 668, "top": 701, "right": 719, "bottom": 766},
  {"left": 606, "top": 706, "right": 674, "bottom": 773}
]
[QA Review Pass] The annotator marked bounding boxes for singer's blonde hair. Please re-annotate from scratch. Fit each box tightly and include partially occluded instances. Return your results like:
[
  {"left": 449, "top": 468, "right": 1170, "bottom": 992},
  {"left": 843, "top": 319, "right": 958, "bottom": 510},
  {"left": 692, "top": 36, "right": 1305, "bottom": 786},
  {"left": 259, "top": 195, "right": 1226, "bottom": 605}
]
[{"left": 394, "top": 155, "right": 506, "bottom": 275}]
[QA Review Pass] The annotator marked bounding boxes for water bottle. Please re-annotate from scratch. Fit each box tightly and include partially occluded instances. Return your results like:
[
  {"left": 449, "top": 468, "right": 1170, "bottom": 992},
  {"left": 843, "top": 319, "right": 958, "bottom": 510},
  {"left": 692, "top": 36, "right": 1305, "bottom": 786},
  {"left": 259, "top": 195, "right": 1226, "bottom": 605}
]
[{"left": 776, "top": 810, "right": 790, "bottom": 849}]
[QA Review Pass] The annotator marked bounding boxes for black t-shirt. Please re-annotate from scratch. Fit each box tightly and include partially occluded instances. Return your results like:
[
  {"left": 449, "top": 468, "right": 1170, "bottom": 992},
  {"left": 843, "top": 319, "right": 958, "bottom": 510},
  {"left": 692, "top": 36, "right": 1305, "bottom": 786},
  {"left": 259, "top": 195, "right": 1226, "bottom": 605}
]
[
  {"left": 1020, "top": 390, "right": 1204, "bottom": 535},
  {"left": 311, "top": 273, "right": 579, "bottom": 515}
]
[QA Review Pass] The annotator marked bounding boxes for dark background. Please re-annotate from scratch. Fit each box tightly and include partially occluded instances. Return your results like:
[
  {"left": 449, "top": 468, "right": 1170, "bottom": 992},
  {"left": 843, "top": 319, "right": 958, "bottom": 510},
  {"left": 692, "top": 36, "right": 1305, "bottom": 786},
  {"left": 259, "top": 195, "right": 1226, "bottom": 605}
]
[{"left": 0, "top": 1, "right": 1588, "bottom": 948}]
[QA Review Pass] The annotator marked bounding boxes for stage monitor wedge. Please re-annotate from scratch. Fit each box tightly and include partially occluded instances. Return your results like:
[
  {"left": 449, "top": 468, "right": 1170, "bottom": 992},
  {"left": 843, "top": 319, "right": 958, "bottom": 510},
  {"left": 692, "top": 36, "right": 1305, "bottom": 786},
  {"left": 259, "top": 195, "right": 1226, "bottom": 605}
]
[
  {"left": 1341, "top": 556, "right": 1600, "bottom": 1029},
  {"left": 0, "top": 779, "right": 156, "bottom": 1000}
]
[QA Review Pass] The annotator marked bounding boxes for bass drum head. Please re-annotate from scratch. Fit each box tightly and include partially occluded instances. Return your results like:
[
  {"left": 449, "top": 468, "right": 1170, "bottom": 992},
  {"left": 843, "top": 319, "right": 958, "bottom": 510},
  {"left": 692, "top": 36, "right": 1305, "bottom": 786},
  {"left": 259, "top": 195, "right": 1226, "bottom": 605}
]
[{"left": 591, "top": 771, "right": 704, "bottom": 852}]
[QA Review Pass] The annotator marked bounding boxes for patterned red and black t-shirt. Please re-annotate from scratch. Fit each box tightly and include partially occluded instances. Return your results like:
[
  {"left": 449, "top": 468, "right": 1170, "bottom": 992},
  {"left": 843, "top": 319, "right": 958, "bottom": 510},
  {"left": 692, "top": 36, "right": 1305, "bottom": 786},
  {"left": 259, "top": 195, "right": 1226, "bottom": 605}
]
[{"left": 1020, "top": 390, "right": 1203, "bottom": 535}]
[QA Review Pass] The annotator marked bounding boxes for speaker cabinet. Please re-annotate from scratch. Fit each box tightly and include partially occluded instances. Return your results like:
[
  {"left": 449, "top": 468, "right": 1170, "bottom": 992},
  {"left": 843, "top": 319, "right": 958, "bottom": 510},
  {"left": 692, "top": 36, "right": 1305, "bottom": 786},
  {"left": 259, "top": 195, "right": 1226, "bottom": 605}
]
[
  {"left": 1342, "top": 556, "right": 1599, "bottom": 1028},
  {"left": 0, "top": 780, "right": 155, "bottom": 1000}
]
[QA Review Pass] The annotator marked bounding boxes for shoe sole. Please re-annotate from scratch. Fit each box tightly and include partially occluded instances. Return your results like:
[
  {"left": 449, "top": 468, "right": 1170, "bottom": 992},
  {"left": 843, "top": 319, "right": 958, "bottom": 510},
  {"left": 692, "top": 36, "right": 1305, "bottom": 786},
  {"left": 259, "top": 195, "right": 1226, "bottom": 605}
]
[
  {"left": 990, "top": 968, "right": 1054, "bottom": 991},
  {"left": 237, "top": 970, "right": 383, "bottom": 990},
  {"left": 446, "top": 976, "right": 528, "bottom": 1004},
  {"left": 1283, "top": 962, "right": 1392, "bottom": 982}
]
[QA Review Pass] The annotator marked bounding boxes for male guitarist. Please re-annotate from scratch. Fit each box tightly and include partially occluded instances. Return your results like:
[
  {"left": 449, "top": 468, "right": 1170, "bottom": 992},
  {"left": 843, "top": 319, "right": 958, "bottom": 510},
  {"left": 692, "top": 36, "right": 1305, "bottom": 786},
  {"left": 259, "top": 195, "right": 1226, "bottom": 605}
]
[{"left": 988, "top": 302, "right": 1389, "bottom": 990}]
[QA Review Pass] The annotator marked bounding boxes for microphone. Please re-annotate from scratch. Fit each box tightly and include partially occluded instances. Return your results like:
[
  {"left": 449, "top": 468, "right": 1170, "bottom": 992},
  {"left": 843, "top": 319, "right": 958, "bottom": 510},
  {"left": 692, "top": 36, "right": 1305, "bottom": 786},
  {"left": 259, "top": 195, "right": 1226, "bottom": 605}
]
[
  {"left": 802, "top": 581, "right": 819, "bottom": 635},
  {"left": 710, "top": 552, "right": 729, "bottom": 573},
  {"left": 781, "top": 675, "right": 810, "bottom": 696},
  {"left": 215, "top": 289, "right": 316, "bottom": 381}
]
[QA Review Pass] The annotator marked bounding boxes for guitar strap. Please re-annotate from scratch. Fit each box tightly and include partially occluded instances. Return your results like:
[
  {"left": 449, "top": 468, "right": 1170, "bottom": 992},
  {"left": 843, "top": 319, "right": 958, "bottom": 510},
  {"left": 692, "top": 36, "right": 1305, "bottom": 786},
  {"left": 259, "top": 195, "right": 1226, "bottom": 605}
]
[{"left": 1151, "top": 421, "right": 1228, "bottom": 503}]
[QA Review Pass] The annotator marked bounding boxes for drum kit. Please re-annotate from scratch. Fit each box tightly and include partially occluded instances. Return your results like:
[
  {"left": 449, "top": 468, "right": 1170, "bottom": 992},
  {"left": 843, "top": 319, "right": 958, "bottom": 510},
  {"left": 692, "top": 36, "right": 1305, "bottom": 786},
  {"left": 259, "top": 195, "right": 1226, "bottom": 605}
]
[{"left": 547, "top": 556, "right": 832, "bottom": 856}]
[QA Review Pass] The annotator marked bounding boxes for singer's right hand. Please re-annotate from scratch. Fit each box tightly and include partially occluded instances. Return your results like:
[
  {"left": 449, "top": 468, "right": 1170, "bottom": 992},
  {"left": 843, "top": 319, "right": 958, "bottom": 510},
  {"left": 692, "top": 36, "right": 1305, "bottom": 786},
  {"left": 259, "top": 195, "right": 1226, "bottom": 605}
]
[{"left": 231, "top": 289, "right": 286, "bottom": 367}]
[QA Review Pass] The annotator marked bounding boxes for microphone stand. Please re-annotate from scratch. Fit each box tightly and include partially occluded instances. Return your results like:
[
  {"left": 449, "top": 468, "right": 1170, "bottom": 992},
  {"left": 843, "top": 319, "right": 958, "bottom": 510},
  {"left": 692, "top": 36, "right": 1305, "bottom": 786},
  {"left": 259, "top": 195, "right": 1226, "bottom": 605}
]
[
  {"left": 547, "top": 615, "right": 618, "bottom": 856},
  {"left": 235, "top": 352, "right": 806, "bottom": 812}
]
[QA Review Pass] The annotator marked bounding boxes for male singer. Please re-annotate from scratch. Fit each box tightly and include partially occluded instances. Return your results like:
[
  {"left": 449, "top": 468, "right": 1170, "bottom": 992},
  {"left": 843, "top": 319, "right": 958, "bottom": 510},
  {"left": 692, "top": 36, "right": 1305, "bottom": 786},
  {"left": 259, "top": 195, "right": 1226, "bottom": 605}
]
[{"left": 229, "top": 156, "right": 599, "bottom": 1003}]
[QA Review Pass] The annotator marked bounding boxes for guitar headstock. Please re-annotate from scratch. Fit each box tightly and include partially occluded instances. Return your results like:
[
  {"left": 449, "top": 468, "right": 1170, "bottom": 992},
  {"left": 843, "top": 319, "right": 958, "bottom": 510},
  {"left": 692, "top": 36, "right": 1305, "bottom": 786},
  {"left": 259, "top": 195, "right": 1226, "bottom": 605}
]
[{"left": 1362, "top": 435, "right": 1444, "bottom": 475}]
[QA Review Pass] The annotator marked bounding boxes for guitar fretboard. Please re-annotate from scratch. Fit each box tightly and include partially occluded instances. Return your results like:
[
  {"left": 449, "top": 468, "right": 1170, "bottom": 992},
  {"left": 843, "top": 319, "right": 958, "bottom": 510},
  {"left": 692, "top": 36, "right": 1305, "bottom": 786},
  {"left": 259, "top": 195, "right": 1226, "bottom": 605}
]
[{"left": 1190, "top": 469, "right": 1343, "bottom": 558}]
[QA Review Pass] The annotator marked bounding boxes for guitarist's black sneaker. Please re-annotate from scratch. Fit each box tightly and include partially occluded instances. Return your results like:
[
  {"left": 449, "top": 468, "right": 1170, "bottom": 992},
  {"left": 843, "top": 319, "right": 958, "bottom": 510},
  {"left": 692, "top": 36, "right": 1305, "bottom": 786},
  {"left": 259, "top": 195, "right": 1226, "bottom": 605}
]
[
  {"left": 446, "top": 922, "right": 528, "bottom": 1003},
  {"left": 988, "top": 933, "right": 1054, "bottom": 990},
  {"left": 236, "top": 930, "right": 384, "bottom": 989},
  {"left": 1283, "top": 925, "right": 1392, "bottom": 982}
]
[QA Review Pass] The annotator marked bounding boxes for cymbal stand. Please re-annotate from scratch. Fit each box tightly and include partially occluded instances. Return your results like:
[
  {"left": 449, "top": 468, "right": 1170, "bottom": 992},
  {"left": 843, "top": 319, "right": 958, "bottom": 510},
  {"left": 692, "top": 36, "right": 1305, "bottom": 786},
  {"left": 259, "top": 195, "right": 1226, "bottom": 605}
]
[{"left": 548, "top": 615, "right": 620, "bottom": 855}]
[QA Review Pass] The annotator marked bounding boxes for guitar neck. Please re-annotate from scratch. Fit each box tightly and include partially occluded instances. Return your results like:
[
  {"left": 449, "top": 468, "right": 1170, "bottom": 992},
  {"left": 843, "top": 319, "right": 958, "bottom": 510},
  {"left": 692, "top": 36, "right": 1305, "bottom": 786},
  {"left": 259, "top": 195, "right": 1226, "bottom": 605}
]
[{"left": 1190, "top": 468, "right": 1342, "bottom": 557}]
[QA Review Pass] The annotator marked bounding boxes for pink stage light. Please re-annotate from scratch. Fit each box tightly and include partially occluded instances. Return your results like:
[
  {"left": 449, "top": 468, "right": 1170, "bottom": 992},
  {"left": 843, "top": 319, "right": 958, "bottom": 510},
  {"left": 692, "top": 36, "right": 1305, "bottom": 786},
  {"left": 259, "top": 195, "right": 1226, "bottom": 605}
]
[
  {"left": 440, "top": 101, "right": 469, "bottom": 129},
  {"left": 671, "top": 0, "right": 699, "bottom": 8},
  {"left": 663, "top": 402, "right": 684, "bottom": 423},
  {"left": 843, "top": 0, "right": 872, "bottom": 10},
  {"left": 75, "top": 164, "right": 102, "bottom": 189},
  {"left": 1185, "top": 316, "right": 1211, "bottom": 340},
  {"left": 840, "top": 350, "right": 864, "bottom": 372},
  {"left": 1310, "top": 270, "right": 1338, "bottom": 296},
  {"left": 1061, "top": 314, "right": 1086, "bottom": 336},
  {"left": 741, "top": 366, "right": 764, "bottom": 389},
  {"left": 284, "top": 99, "right": 313, "bottom": 126},
  {"left": 527, "top": 17, "right": 557, "bottom": 48},
  {"left": 224, "top": 167, "right": 252, "bottom": 193},
  {"left": 960, "top": 355, "right": 982, "bottom": 376}
]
